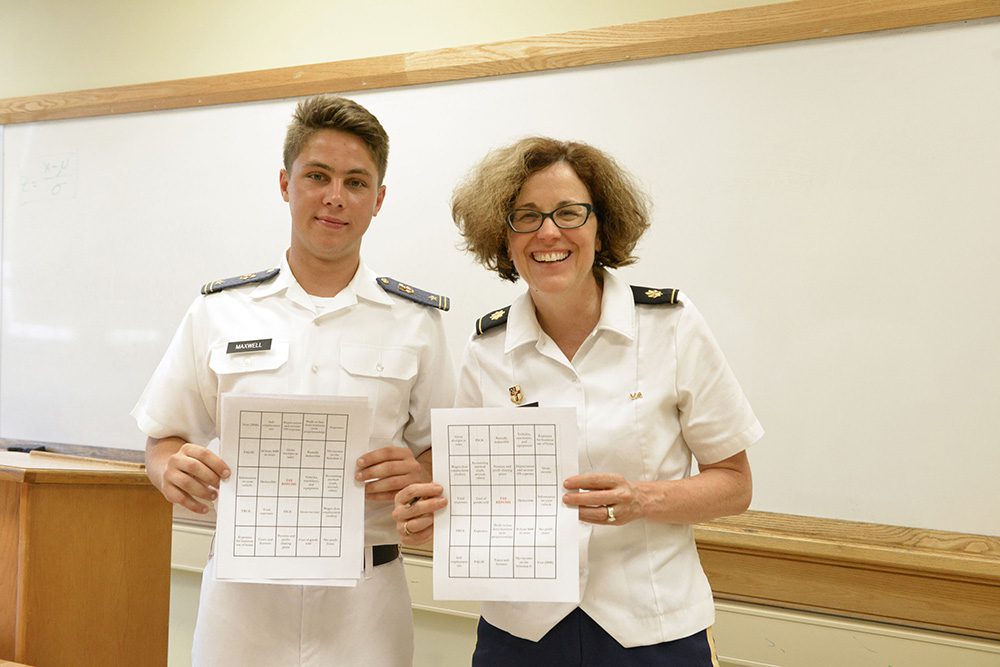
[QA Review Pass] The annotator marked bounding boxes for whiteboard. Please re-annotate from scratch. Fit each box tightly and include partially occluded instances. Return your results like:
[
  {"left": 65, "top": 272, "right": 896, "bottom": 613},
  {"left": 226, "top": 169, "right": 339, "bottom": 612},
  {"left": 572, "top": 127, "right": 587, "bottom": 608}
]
[{"left": 3, "top": 19, "right": 998, "bottom": 536}]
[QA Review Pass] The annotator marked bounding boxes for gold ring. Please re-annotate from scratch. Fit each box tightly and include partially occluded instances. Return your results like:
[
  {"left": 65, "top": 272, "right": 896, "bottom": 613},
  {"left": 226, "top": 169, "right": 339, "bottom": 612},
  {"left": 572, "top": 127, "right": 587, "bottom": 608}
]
[
  {"left": 402, "top": 520, "right": 413, "bottom": 537},
  {"left": 606, "top": 506, "right": 616, "bottom": 523}
]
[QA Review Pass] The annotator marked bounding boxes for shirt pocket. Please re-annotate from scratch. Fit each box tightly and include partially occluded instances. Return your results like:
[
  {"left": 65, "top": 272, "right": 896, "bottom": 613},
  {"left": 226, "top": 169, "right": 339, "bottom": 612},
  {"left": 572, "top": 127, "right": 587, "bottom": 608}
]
[
  {"left": 339, "top": 343, "right": 418, "bottom": 441},
  {"left": 209, "top": 340, "right": 289, "bottom": 394}
]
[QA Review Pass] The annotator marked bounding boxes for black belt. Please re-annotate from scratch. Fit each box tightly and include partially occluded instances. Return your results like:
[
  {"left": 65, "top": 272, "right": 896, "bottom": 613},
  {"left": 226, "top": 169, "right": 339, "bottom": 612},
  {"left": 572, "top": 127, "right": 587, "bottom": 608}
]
[{"left": 372, "top": 544, "right": 400, "bottom": 566}]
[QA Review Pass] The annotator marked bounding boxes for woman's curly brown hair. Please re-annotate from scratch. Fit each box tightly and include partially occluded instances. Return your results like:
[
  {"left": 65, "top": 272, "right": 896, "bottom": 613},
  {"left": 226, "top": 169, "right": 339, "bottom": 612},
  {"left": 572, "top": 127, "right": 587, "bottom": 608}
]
[{"left": 452, "top": 137, "right": 651, "bottom": 282}]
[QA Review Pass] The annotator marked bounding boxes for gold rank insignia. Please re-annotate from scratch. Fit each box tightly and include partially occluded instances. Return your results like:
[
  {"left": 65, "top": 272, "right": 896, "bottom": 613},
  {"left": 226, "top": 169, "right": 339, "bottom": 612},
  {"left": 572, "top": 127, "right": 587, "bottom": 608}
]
[
  {"left": 201, "top": 267, "right": 280, "bottom": 295},
  {"left": 476, "top": 306, "right": 510, "bottom": 335},
  {"left": 375, "top": 277, "right": 450, "bottom": 310},
  {"left": 630, "top": 285, "right": 680, "bottom": 306}
]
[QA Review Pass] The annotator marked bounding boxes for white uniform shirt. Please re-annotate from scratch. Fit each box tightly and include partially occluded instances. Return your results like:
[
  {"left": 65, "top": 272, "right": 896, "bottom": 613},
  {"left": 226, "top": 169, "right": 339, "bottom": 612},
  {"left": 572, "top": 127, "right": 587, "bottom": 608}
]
[
  {"left": 133, "top": 255, "right": 456, "bottom": 545},
  {"left": 456, "top": 269, "right": 763, "bottom": 647}
]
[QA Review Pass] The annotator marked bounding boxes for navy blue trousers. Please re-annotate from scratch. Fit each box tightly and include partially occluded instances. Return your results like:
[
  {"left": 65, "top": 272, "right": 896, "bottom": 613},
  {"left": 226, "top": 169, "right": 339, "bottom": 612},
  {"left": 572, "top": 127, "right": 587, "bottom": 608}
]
[{"left": 472, "top": 608, "right": 718, "bottom": 666}]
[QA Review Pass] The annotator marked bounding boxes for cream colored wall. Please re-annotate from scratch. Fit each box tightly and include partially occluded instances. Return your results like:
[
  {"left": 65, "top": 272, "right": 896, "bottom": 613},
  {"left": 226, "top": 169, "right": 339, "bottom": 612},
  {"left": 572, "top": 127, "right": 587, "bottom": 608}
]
[{"left": 0, "top": 0, "right": 781, "bottom": 98}]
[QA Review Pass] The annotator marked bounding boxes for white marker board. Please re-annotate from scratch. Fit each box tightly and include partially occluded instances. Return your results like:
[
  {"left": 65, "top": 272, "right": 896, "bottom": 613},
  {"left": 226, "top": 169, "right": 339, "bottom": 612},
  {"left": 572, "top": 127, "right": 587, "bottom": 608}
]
[{"left": 2, "top": 19, "right": 998, "bottom": 535}]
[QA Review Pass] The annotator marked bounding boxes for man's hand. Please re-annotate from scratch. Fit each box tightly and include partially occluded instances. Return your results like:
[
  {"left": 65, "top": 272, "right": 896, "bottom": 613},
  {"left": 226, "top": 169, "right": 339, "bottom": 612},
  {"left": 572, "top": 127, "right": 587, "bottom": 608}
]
[
  {"left": 356, "top": 446, "right": 431, "bottom": 501},
  {"left": 145, "top": 437, "right": 230, "bottom": 514}
]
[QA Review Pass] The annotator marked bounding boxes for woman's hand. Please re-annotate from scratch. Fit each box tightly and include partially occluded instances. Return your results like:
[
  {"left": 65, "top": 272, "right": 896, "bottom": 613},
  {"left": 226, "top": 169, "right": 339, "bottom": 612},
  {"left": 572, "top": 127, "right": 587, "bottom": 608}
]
[
  {"left": 564, "top": 452, "right": 753, "bottom": 526},
  {"left": 562, "top": 473, "right": 645, "bottom": 526},
  {"left": 393, "top": 482, "right": 448, "bottom": 546}
]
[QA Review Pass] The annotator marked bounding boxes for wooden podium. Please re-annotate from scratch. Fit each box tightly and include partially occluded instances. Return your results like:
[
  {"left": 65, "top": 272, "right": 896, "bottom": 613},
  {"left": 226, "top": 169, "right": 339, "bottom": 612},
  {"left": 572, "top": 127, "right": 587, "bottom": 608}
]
[{"left": 0, "top": 449, "right": 172, "bottom": 666}]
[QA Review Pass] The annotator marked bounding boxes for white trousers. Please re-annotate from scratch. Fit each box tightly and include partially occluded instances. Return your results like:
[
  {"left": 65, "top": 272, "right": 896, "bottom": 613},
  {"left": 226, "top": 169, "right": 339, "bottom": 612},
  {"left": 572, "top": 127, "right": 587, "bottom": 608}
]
[{"left": 192, "top": 556, "right": 414, "bottom": 667}]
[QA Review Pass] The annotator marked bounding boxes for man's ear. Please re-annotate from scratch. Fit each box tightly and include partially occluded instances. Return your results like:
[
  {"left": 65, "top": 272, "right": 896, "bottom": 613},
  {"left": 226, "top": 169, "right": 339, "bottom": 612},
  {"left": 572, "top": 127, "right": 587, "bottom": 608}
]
[
  {"left": 279, "top": 169, "right": 290, "bottom": 202},
  {"left": 373, "top": 184, "right": 387, "bottom": 216}
]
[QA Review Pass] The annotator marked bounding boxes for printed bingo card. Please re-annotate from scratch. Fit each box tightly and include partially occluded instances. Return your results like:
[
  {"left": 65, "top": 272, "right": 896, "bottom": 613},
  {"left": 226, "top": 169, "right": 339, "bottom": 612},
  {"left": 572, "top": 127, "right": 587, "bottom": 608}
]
[
  {"left": 432, "top": 407, "right": 579, "bottom": 602},
  {"left": 215, "top": 394, "right": 371, "bottom": 585}
]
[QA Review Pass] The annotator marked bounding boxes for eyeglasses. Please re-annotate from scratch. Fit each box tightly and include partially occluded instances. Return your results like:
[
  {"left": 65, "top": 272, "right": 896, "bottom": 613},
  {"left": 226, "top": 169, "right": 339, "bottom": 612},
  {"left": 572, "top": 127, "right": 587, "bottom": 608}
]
[{"left": 506, "top": 203, "right": 594, "bottom": 233}]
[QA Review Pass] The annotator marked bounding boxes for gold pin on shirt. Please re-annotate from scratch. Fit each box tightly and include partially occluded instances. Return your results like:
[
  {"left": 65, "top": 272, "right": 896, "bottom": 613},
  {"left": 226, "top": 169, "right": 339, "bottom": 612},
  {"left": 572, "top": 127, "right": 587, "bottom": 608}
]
[{"left": 509, "top": 385, "right": 524, "bottom": 405}]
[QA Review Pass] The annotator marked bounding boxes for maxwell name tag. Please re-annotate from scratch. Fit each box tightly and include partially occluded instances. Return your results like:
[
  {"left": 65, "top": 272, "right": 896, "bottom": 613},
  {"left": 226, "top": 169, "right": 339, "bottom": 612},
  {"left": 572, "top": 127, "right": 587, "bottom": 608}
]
[{"left": 226, "top": 338, "right": 272, "bottom": 354}]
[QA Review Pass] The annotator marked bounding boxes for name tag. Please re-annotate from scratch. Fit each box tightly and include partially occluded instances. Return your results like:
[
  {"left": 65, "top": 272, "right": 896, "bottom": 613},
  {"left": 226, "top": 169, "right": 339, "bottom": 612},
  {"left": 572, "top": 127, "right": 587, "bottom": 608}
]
[{"left": 226, "top": 338, "right": 272, "bottom": 354}]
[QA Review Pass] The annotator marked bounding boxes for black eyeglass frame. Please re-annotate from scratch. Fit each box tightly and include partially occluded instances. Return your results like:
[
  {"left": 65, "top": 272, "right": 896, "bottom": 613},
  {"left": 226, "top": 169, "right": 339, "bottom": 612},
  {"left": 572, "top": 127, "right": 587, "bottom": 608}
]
[{"left": 505, "top": 203, "right": 595, "bottom": 233}]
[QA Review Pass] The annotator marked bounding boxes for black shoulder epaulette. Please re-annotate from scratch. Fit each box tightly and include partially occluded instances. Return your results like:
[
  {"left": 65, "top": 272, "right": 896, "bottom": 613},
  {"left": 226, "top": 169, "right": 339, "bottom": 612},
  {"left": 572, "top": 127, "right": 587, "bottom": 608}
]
[
  {"left": 630, "top": 285, "right": 680, "bottom": 305},
  {"left": 475, "top": 306, "right": 510, "bottom": 335},
  {"left": 201, "top": 268, "right": 280, "bottom": 295},
  {"left": 377, "top": 277, "right": 450, "bottom": 311}
]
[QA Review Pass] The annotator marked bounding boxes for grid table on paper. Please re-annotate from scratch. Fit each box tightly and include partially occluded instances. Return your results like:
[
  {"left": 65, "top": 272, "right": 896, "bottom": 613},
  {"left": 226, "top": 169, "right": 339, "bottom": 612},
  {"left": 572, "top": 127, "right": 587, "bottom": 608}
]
[
  {"left": 447, "top": 423, "right": 559, "bottom": 580},
  {"left": 232, "top": 410, "right": 349, "bottom": 558}
]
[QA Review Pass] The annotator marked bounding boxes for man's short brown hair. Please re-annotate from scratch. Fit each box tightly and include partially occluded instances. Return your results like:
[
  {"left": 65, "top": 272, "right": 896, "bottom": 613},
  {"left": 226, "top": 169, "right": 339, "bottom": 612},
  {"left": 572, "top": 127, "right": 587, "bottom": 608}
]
[{"left": 283, "top": 96, "right": 389, "bottom": 183}]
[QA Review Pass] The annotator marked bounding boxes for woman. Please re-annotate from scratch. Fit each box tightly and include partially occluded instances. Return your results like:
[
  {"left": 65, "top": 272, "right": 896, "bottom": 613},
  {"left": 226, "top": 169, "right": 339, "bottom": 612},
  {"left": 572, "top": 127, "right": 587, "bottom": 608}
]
[{"left": 394, "top": 137, "right": 763, "bottom": 665}]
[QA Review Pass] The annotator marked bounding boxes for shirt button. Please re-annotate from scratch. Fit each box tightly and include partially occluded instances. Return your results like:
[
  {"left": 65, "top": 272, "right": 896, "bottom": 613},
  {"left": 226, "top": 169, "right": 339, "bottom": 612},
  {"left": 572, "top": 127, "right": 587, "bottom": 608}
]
[
  {"left": 311, "top": 365, "right": 319, "bottom": 373},
  {"left": 375, "top": 361, "right": 384, "bottom": 373}
]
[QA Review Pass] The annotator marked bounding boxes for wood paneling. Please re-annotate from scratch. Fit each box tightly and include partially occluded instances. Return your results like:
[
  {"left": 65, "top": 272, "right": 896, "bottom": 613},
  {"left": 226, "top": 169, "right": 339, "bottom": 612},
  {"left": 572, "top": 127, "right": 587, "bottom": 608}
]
[
  {"left": 696, "top": 511, "right": 1000, "bottom": 640},
  {"left": 401, "top": 510, "right": 1000, "bottom": 639},
  {"left": 0, "top": 483, "right": 19, "bottom": 658},
  {"left": 0, "top": 458, "right": 172, "bottom": 666},
  {"left": 1, "top": 0, "right": 999, "bottom": 124}
]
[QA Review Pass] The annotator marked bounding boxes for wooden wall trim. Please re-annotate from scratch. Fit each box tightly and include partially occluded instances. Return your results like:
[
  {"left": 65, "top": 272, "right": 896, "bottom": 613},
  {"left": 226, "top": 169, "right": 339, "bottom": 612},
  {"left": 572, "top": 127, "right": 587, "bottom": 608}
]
[
  {"left": 695, "top": 511, "right": 1000, "bottom": 641},
  {"left": 2, "top": 0, "right": 999, "bottom": 124},
  {"left": 698, "top": 511, "right": 1000, "bottom": 580},
  {"left": 399, "top": 510, "right": 1000, "bottom": 640}
]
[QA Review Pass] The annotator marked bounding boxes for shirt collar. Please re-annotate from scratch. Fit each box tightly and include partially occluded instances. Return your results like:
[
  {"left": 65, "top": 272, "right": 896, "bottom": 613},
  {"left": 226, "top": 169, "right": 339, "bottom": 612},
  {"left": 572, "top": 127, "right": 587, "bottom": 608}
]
[
  {"left": 502, "top": 268, "right": 635, "bottom": 353},
  {"left": 594, "top": 269, "right": 636, "bottom": 340},
  {"left": 250, "top": 253, "right": 393, "bottom": 310},
  {"left": 249, "top": 253, "right": 295, "bottom": 299},
  {"left": 503, "top": 291, "right": 543, "bottom": 353},
  {"left": 353, "top": 263, "right": 394, "bottom": 306}
]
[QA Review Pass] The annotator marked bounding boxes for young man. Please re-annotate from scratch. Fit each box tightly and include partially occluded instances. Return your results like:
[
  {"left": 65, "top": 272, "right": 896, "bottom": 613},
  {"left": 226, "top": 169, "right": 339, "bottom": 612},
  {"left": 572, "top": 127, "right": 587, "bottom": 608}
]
[{"left": 132, "top": 96, "right": 455, "bottom": 666}]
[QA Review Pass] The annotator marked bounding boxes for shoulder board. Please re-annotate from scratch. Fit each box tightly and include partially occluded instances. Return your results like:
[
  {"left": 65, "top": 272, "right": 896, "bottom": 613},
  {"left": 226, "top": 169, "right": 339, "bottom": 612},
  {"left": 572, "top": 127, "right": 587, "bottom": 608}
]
[
  {"left": 630, "top": 285, "right": 680, "bottom": 306},
  {"left": 377, "top": 277, "right": 450, "bottom": 311},
  {"left": 475, "top": 306, "right": 510, "bottom": 336},
  {"left": 201, "top": 268, "right": 279, "bottom": 295}
]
